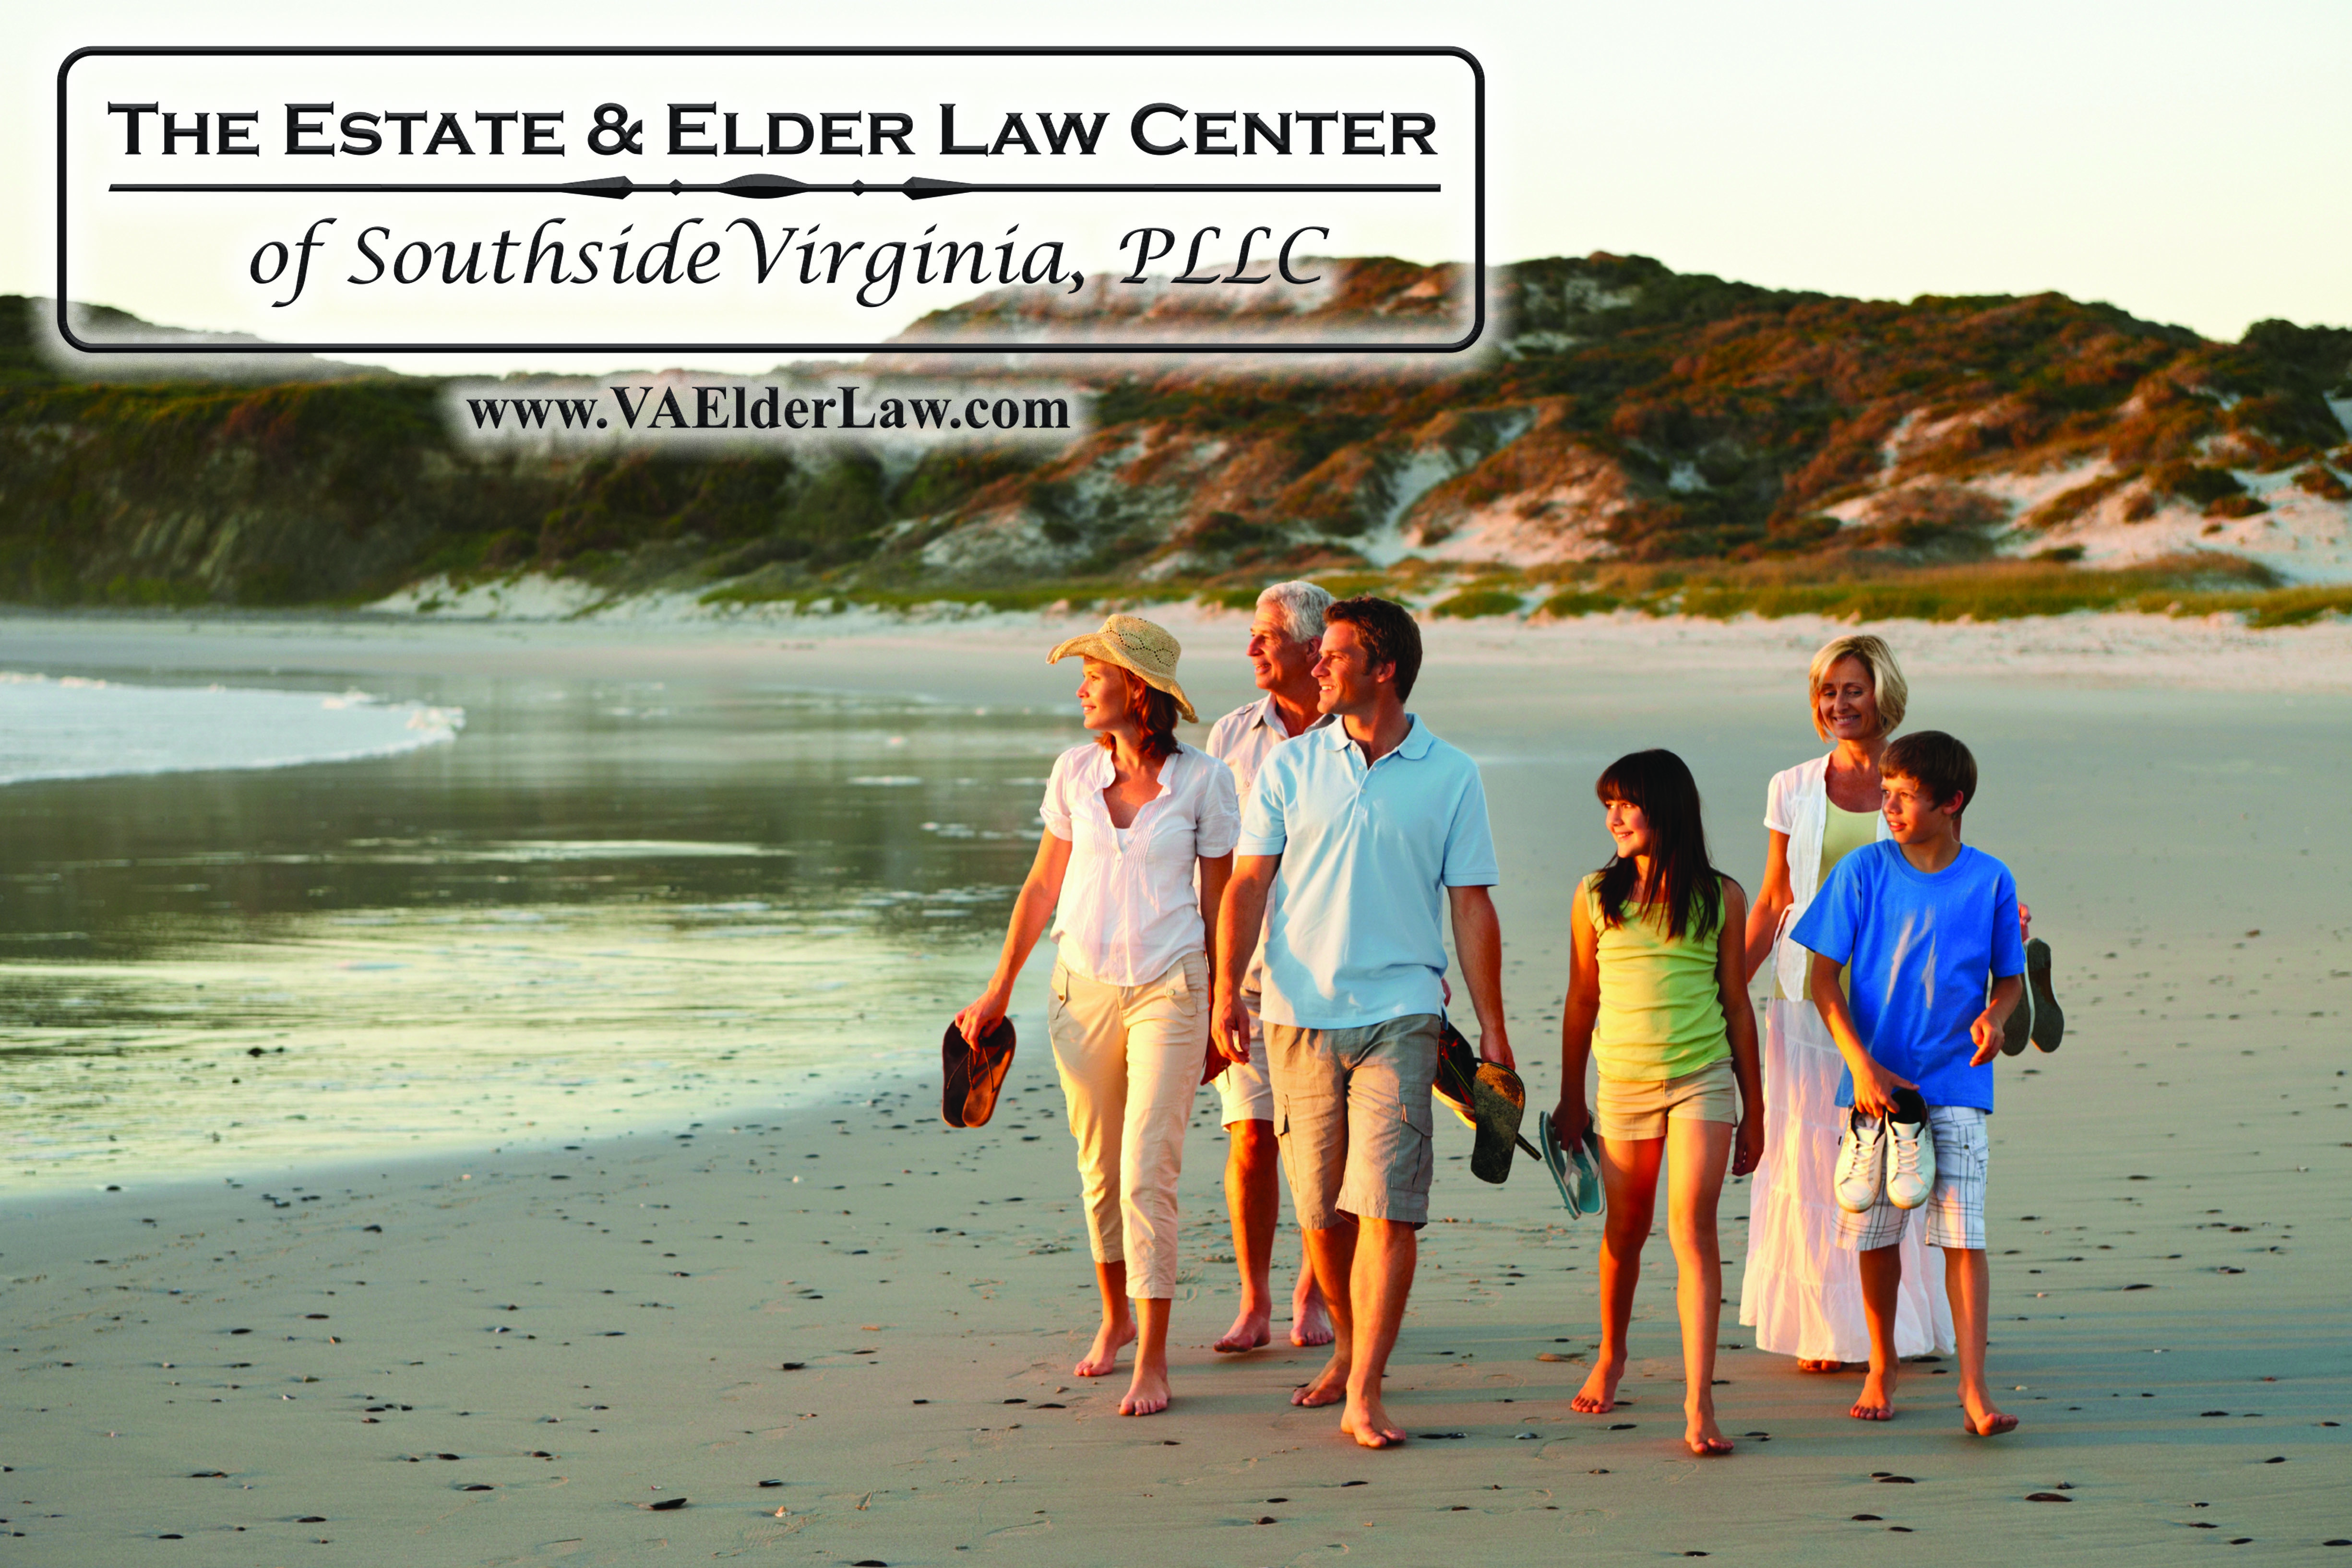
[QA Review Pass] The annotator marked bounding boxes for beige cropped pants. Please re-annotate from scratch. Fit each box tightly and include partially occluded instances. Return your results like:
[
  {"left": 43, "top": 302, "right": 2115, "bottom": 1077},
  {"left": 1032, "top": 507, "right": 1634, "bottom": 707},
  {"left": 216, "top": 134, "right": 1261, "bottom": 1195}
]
[{"left": 1045, "top": 950, "right": 1207, "bottom": 1300}]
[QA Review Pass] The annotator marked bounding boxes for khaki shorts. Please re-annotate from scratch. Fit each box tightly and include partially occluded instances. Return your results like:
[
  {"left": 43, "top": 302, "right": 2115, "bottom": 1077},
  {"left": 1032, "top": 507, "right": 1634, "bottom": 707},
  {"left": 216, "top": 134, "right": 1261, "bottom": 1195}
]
[
  {"left": 1213, "top": 989, "right": 1275, "bottom": 1126},
  {"left": 1266, "top": 1013, "right": 1440, "bottom": 1230},
  {"left": 1594, "top": 1057, "right": 1737, "bottom": 1141}
]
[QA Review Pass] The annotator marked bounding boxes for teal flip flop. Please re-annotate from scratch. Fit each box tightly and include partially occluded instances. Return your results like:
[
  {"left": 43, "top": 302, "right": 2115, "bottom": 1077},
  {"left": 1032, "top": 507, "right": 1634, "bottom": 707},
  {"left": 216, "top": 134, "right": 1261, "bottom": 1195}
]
[
  {"left": 1536, "top": 1110, "right": 1578, "bottom": 1214},
  {"left": 1536, "top": 1110, "right": 1606, "bottom": 1217},
  {"left": 1569, "top": 1123, "right": 1604, "bottom": 1217}
]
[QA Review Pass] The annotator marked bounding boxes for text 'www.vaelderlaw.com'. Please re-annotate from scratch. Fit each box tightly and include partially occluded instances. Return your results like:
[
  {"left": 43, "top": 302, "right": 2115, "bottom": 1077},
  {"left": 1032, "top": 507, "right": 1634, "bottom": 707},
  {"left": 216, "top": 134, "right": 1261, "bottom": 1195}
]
[{"left": 460, "top": 383, "right": 1076, "bottom": 438}]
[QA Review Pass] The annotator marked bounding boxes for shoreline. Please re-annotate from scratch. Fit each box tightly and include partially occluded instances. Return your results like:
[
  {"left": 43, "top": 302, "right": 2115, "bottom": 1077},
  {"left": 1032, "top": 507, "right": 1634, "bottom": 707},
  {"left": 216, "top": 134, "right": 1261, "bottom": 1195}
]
[{"left": 5, "top": 598, "right": 2352, "bottom": 697}]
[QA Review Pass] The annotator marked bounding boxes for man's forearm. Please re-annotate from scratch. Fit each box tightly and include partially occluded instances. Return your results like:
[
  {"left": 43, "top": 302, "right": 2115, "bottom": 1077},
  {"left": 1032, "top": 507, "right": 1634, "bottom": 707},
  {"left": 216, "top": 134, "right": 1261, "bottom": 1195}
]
[
  {"left": 1450, "top": 887, "right": 1511, "bottom": 1057},
  {"left": 1216, "top": 873, "right": 1271, "bottom": 997}
]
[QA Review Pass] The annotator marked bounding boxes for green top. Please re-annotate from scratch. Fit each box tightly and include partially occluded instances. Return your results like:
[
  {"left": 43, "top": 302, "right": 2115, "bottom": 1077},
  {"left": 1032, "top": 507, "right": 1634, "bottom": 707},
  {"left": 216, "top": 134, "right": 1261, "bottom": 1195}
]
[
  {"left": 1779, "top": 802, "right": 1880, "bottom": 999},
  {"left": 1820, "top": 801, "right": 1879, "bottom": 880},
  {"left": 1584, "top": 872, "right": 1731, "bottom": 1081}
]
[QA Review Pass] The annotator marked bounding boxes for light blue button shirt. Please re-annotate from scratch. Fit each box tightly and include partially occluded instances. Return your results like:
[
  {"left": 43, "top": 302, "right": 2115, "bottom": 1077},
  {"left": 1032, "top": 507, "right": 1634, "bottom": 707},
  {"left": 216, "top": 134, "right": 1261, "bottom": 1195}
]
[{"left": 1237, "top": 714, "right": 1500, "bottom": 1030}]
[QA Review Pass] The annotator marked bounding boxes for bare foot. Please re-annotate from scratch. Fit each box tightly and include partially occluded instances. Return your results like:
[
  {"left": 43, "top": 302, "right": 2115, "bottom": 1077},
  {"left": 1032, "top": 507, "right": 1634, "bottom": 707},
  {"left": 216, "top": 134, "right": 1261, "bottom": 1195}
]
[
  {"left": 1075, "top": 1318, "right": 1136, "bottom": 1378},
  {"left": 1289, "top": 1286, "right": 1334, "bottom": 1349},
  {"left": 1796, "top": 1358, "right": 1846, "bottom": 1374},
  {"left": 1850, "top": 1365, "right": 1896, "bottom": 1421},
  {"left": 1685, "top": 1408, "right": 1734, "bottom": 1456},
  {"left": 1214, "top": 1306, "right": 1272, "bottom": 1354},
  {"left": 1570, "top": 1359, "right": 1624, "bottom": 1414},
  {"left": 1119, "top": 1361, "right": 1170, "bottom": 1416},
  {"left": 1962, "top": 1404, "right": 2019, "bottom": 1436},
  {"left": 1340, "top": 1392, "right": 1407, "bottom": 1449},
  {"left": 1290, "top": 1355, "right": 1349, "bottom": 1408}
]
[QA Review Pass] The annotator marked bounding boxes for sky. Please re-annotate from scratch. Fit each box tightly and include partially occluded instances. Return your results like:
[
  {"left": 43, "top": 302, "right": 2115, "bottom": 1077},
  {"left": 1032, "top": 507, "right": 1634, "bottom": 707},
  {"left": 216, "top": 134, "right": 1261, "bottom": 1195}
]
[{"left": 13, "top": 0, "right": 2350, "bottom": 377}]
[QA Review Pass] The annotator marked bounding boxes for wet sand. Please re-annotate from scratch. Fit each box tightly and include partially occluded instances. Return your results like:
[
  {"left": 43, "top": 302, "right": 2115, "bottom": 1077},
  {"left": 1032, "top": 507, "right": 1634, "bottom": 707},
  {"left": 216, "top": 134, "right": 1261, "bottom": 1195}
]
[{"left": 4, "top": 609, "right": 2349, "bottom": 1561}]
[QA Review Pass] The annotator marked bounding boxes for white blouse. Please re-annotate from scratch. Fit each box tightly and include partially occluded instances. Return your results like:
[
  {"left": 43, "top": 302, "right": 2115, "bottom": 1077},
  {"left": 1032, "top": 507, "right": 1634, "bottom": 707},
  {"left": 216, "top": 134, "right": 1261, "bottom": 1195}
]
[
  {"left": 1762, "top": 753, "right": 1891, "bottom": 1000},
  {"left": 1040, "top": 740, "right": 1242, "bottom": 986}
]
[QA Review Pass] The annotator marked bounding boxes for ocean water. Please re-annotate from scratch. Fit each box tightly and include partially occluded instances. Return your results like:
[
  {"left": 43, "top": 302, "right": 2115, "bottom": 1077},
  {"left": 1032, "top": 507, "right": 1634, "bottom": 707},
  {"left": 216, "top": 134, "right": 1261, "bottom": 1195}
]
[{"left": 0, "top": 668, "right": 1066, "bottom": 1185}]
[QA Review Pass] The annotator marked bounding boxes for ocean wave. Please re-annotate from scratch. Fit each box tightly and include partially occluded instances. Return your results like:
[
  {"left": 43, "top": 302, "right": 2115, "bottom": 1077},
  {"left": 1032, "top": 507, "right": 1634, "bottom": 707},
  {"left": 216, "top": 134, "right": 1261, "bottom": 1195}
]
[{"left": 0, "top": 672, "right": 463, "bottom": 785}]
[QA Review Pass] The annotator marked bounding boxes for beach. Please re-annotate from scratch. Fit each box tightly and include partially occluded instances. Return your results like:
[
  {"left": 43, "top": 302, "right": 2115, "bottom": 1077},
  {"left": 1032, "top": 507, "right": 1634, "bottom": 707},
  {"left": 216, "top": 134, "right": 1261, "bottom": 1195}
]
[{"left": 4, "top": 606, "right": 2349, "bottom": 1563}]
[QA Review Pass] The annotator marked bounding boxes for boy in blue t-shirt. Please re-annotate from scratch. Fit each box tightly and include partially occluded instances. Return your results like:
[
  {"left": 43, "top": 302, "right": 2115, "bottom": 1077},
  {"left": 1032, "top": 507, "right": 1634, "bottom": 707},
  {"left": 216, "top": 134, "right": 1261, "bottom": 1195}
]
[{"left": 1792, "top": 730, "right": 2026, "bottom": 1437}]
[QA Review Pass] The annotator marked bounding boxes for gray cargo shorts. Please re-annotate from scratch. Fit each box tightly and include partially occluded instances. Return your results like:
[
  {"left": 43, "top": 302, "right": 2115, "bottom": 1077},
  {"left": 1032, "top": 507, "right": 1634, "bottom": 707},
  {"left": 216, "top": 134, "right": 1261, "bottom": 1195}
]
[{"left": 1265, "top": 1012, "right": 1441, "bottom": 1230}]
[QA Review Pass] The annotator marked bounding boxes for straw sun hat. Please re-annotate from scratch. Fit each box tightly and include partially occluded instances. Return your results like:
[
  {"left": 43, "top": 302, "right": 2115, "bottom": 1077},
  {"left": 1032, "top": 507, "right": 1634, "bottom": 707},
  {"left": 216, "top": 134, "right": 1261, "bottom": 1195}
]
[{"left": 1046, "top": 613, "right": 1198, "bottom": 723}]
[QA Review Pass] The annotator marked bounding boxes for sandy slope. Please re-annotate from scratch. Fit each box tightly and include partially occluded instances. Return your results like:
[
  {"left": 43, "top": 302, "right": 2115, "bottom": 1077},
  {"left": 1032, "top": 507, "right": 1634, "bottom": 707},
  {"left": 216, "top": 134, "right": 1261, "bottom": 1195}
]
[{"left": 3, "top": 611, "right": 2348, "bottom": 1563}]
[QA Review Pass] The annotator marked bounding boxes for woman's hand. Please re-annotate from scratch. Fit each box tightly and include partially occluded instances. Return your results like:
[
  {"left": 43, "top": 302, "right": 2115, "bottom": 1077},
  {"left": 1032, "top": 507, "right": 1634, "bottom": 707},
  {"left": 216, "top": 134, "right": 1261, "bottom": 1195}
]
[
  {"left": 1732, "top": 1110, "right": 1765, "bottom": 1177},
  {"left": 954, "top": 988, "right": 1009, "bottom": 1048}
]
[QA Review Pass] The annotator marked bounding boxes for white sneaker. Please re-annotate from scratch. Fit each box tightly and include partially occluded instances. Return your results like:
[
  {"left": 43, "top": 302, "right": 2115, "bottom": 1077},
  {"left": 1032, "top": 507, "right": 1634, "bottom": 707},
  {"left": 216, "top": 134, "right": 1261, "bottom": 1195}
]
[
  {"left": 1835, "top": 1109, "right": 1886, "bottom": 1212},
  {"left": 1885, "top": 1108, "right": 1936, "bottom": 1210}
]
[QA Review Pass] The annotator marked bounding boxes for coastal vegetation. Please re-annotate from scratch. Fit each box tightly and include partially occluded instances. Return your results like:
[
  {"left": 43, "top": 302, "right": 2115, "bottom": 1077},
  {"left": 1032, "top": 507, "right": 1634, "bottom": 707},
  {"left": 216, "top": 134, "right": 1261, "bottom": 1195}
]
[{"left": 2, "top": 252, "right": 2346, "bottom": 622}]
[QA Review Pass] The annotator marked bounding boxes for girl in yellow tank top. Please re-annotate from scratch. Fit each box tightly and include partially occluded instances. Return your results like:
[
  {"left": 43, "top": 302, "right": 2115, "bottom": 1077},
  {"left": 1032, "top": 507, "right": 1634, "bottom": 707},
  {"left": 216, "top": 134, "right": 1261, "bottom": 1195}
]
[{"left": 1549, "top": 748, "right": 1764, "bottom": 1458}]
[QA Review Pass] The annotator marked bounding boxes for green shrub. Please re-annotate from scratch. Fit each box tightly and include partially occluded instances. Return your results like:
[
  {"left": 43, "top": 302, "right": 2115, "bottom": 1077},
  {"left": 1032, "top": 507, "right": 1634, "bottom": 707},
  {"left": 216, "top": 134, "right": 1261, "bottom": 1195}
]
[
  {"left": 1306, "top": 573, "right": 1397, "bottom": 601},
  {"left": 2149, "top": 460, "right": 2245, "bottom": 505},
  {"left": 891, "top": 448, "right": 1035, "bottom": 517},
  {"left": 1187, "top": 511, "right": 1277, "bottom": 553},
  {"left": 1430, "top": 588, "right": 1523, "bottom": 619},
  {"left": 1539, "top": 588, "right": 1623, "bottom": 617}
]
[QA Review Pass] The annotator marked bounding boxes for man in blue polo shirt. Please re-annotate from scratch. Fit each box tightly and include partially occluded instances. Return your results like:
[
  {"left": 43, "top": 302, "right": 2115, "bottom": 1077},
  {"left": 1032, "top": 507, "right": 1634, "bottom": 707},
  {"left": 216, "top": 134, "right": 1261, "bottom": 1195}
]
[{"left": 1213, "top": 595, "right": 1513, "bottom": 1451}]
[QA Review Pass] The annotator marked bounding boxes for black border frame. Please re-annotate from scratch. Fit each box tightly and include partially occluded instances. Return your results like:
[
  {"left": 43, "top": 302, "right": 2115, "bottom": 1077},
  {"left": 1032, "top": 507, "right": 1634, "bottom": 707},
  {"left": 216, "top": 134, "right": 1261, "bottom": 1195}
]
[{"left": 57, "top": 45, "right": 1485, "bottom": 356}]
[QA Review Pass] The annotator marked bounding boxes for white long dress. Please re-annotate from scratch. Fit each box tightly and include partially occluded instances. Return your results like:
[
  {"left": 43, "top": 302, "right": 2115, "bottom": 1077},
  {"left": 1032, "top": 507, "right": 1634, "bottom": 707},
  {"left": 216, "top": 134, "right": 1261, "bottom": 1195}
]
[{"left": 1738, "top": 756, "right": 1956, "bottom": 1364}]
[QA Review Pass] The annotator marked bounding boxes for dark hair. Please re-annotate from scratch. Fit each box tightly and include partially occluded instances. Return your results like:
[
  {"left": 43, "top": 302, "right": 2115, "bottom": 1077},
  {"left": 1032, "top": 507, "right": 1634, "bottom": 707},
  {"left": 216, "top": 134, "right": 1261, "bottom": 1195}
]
[
  {"left": 1881, "top": 729, "right": 1976, "bottom": 817},
  {"left": 1094, "top": 669, "right": 1182, "bottom": 763},
  {"left": 1325, "top": 595, "right": 1424, "bottom": 702},
  {"left": 1592, "top": 748, "right": 1723, "bottom": 942}
]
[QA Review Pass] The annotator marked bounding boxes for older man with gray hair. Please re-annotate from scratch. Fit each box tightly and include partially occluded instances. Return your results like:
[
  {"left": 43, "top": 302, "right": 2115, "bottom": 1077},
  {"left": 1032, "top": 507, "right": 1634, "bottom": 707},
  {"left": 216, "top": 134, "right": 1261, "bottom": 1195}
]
[{"left": 1201, "top": 580, "right": 1337, "bottom": 1354}]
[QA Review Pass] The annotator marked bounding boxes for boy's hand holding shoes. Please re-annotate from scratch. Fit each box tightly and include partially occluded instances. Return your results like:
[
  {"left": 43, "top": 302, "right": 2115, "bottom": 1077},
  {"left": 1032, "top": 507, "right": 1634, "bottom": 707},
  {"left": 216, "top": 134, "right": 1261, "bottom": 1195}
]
[{"left": 1848, "top": 1053, "right": 1917, "bottom": 1118}]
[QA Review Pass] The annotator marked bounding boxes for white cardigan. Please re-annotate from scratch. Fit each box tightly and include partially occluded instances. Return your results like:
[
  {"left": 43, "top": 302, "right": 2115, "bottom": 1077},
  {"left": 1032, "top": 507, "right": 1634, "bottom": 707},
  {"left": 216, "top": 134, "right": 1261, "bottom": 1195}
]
[{"left": 1764, "top": 753, "right": 1891, "bottom": 1000}]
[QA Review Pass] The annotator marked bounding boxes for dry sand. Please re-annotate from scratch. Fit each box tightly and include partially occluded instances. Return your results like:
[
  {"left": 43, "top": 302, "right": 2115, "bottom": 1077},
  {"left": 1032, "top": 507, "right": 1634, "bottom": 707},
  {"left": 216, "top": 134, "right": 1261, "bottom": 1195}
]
[{"left": 4, "top": 608, "right": 2349, "bottom": 1563}]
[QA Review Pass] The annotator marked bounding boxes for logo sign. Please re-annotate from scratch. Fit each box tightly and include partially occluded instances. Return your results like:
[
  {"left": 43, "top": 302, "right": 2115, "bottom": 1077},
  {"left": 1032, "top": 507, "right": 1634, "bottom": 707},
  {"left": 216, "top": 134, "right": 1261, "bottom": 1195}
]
[{"left": 60, "top": 47, "right": 1484, "bottom": 356}]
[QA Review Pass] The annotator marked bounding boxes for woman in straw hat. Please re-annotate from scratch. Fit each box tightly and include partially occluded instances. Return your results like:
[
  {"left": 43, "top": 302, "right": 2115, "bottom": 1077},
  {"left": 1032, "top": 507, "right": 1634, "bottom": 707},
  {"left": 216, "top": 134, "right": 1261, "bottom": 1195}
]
[
  {"left": 1737, "top": 634, "right": 1955, "bottom": 1373},
  {"left": 956, "top": 614, "right": 1240, "bottom": 1416}
]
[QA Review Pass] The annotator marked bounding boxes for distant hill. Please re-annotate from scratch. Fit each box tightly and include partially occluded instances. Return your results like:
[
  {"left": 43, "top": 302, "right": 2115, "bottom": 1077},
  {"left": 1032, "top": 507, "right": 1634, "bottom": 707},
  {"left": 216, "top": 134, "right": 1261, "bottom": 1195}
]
[{"left": 1, "top": 255, "right": 2347, "bottom": 609}]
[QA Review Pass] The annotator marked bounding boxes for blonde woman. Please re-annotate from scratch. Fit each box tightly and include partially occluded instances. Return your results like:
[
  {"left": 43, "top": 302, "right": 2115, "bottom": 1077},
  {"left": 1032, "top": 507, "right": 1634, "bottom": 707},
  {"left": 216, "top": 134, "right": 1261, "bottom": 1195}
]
[
  {"left": 1738, "top": 636, "right": 1955, "bottom": 1373},
  {"left": 956, "top": 615, "right": 1238, "bottom": 1417}
]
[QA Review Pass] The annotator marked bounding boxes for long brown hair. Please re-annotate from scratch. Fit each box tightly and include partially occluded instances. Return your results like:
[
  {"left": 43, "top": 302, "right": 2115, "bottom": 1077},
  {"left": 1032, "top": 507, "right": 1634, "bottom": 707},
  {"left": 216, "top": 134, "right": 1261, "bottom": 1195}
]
[
  {"left": 1095, "top": 669, "right": 1182, "bottom": 763},
  {"left": 1593, "top": 748, "right": 1723, "bottom": 942}
]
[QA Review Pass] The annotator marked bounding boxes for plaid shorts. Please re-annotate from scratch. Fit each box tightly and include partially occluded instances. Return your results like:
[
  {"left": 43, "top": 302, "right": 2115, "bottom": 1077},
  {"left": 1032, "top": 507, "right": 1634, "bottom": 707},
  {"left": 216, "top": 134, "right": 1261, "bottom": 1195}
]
[{"left": 1838, "top": 1105, "right": 1988, "bottom": 1251}]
